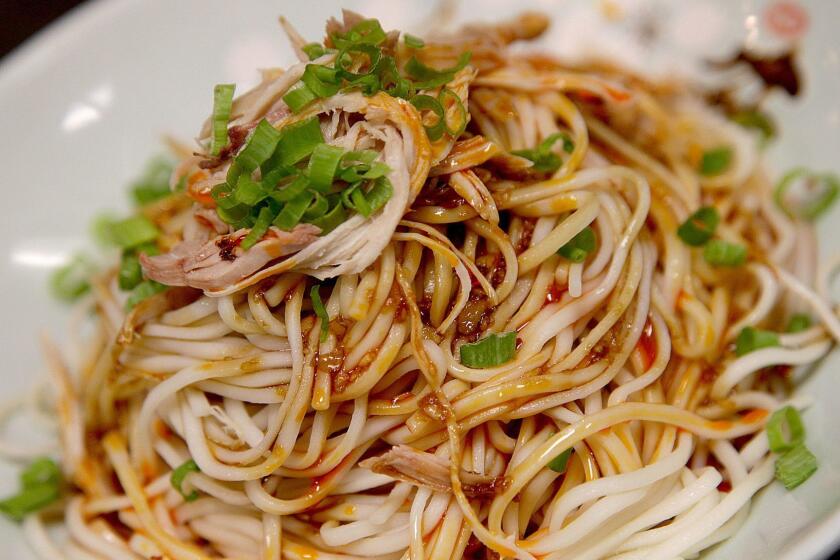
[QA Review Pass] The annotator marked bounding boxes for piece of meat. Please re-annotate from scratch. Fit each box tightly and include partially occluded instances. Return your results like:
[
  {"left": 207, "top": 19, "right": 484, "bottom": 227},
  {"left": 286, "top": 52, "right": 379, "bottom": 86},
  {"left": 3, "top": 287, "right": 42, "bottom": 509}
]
[
  {"left": 359, "top": 445, "right": 508, "bottom": 498},
  {"left": 140, "top": 224, "right": 320, "bottom": 291}
]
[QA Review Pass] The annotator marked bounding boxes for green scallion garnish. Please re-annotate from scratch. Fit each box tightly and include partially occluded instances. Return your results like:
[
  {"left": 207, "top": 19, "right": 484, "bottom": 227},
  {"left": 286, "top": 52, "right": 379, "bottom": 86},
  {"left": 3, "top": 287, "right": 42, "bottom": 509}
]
[
  {"left": 118, "top": 252, "right": 144, "bottom": 291},
  {"left": 130, "top": 157, "right": 174, "bottom": 206},
  {"left": 439, "top": 88, "right": 468, "bottom": 138},
  {"left": 548, "top": 449, "right": 573, "bottom": 474},
  {"left": 766, "top": 406, "right": 806, "bottom": 454},
  {"left": 50, "top": 254, "right": 93, "bottom": 302},
  {"left": 405, "top": 51, "right": 471, "bottom": 90},
  {"left": 273, "top": 192, "right": 313, "bottom": 231},
  {"left": 209, "top": 84, "right": 235, "bottom": 157},
  {"left": 310, "top": 284, "right": 330, "bottom": 342},
  {"left": 283, "top": 83, "right": 319, "bottom": 113},
  {"left": 410, "top": 94, "right": 446, "bottom": 141},
  {"left": 170, "top": 460, "right": 200, "bottom": 502},
  {"left": 774, "top": 443, "right": 817, "bottom": 490},
  {"left": 677, "top": 206, "right": 719, "bottom": 247},
  {"left": 703, "top": 239, "right": 746, "bottom": 267},
  {"left": 0, "top": 458, "right": 62, "bottom": 522},
  {"left": 459, "top": 332, "right": 517, "bottom": 368},
  {"left": 558, "top": 227, "right": 596, "bottom": 263},
  {"left": 786, "top": 313, "right": 812, "bottom": 333},
  {"left": 699, "top": 147, "right": 733, "bottom": 176},
  {"left": 125, "top": 280, "right": 168, "bottom": 311},
  {"left": 302, "top": 42, "right": 327, "bottom": 60},
  {"left": 512, "top": 132, "right": 574, "bottom": 173},
  {"left": 109, "top": 216, "right": 160, "bottom": 250},
  {"left": 732, "top": 110, "right": 775, "bottom": 145},
  {"left": 404, "top": 33, "right": 425, "bottom": 49},
  {"left": 240, "top": 206, "right": 277, "bottom": 250},
  {"left": 774, "top": 168, "right": 839, "bottom": 221},
  {"left": 307, "top": 144, "right": 346, "bottom": 191},
  {"left": 734, "top": 326, "right": 779, "bottom": 357}
]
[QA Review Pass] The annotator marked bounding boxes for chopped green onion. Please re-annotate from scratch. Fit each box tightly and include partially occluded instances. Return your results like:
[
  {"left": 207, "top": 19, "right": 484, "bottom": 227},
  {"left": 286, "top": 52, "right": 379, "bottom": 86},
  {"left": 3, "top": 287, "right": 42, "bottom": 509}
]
[
  {"left": 20, "top": 458, "right": 61, "bottom": 489},
  {"left": 110, "top": 216, "right": 159, "bottom": 249},
  {"left": 766, "top": 406, "right": 806, "bottom": 454},
  {"left": 459, "top": 331, "right": 517, "bottom": 368},
  {"left": 130, "top": 157, "right": 174, "bottom": 206},
  {"left": 233, "top": 175, "right": 269, "bottom": 206},
  {"left": 302, "top": 43, "right": 326, "bottom": 60},
  {"left": 91, "top": 213, "right": 120, "bottom": 246},
  {"left": 50, "top": 254, "right": 93, "bottom": 302},
  {"left": 310, "top": 197, "right": 347, "bottom": 234},
  {"left": 404, "top": 33, "right": 425, "bottom": 49},
  {"left": 377, "top": 56, "right": 413, "bottom": 99},
  {"left": 364, "top": 177, "right": 393, "bottom": 215},
  {"left": 699, "top": 147, "right": 733, "bottom": 176},
  {"left": 775, "top": 443, "right": 817, "bottom": 490},
  {"left": 786, "top": 313, "right": 812, "bottom": 333},
  {"left": 310, "top": 284, "right": 330, "bottom": 342},
  {"left": 125, "top": 280, "right": 168, "bottom": 311},
  {"left": 439, "top": 88, "right": 468, "bottom": 137},
  {"left": 558, "top": 226, "right": 596, "bottom": 263},
  {"left": 406, "top": 51, "right": 471, "bottom": 90},
  {"left": 240, "top": 206, "right": 277, "bottom": 250},
  {"left": 410, "top": 94, "right": 446, "bottom": 141},
  {"left": 268, "top": 117, "right": 324, "bottom": 169},
  {"left": 345, "top": 184, "right": 372, "bottom": 217},
  {"left": 283, "top": 83, "right": 318, "bottom": 113},
  {"left": 548, "top": 449, "right": 573, "bottom": 473},
  {"left": 170, "top": 460, "right": 200, "bottom": 502},
  {"left": 216, "top": 203, "right": 251, "bottom": 225},
  {"left": 338, "top": 160, "right": 390, "bottom": 183},
  {"left": 232, "top": 119, "right": 282, "bottom": 175},
  {"left": 331, "top": 18, "right": 387, "bottom": 49},
  {"left": 703, "top": 239, "right": 746, "bottom": 267},
  {"left": 735, "top": 326, "right": 780, "bottom": 357},
  {"left": 0, "top": 458, "right": 62, "bottom": 522},
  {"left": 677, "top": 206, "right": 720, "bottom": 247},
  {"left": 301, "top": 64, "right": 342, "bottom": 98},
  {"left": 303, "top": 192, "right": 329, "bottom": 220},
  {"left": 118, "top": 252, "right": 143, "bottom": 291},
  {"left": 336, "top": 44, "right": 382, "bottom": 80},
  {"left": 774, "top": 168, "right": 839, "bottom": 221},
  {"left": 211, "top": 182, "right": 238, "bottom": 210},
  {"left": 307, "top": 144, "right": 346, "bottom": 191},
  {"left": 512, "top": 132, "right": 573, "bottom": 173},
  {"left": 272, "top": 175, "right": 311, "bottom": 203},
  {"left": 273, "top": 192, "right": 312, "bottom": 231},
  {"left": 209, "top": 84, "right": 236, "bottom": 157},
  {"left": 732, "top": 110, "right": 775, "bottom": 145}
]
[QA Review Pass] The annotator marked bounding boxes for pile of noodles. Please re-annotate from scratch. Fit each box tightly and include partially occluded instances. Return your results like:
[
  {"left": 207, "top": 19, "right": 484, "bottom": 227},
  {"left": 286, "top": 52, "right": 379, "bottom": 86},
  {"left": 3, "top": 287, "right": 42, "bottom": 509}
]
[{"left": 8, "top": 11, "right": 840, "bottom": 560}]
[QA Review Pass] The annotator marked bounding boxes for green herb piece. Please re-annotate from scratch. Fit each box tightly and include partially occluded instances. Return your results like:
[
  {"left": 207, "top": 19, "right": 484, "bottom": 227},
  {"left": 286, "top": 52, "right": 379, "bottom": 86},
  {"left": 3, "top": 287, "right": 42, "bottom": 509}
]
[
  {"left": 283, "top": 83, "right": 318, "bottom": 113},
  {"left": 50, "top": 254, "right": 93, "bottom": 302},
  {"left": 439, "top": 88, "right": 468, "bottom": 137},
  {"left": 240, "top": 206, "right": 277, "bottom": 250},
  {"left": 703, "top": 239, "right": 746, "bottom": 267},
  {"left": 410, "top": 94, "right": 446, "bottom": 141},
  {"left": 110, "top": 216, "right": 159, "bottom": 249},
  {"left": 699, "top": 147, "right": 733, "bottom": 176},
  {"left": 405, "top": 51, "right": 471, "bottom": 90},
  {"left": 170, "top": 460, "right": 201, "bottom": 502},
  {"left": 774, "top": 168, "right": 839, "bottom": 221},
  {"left": 732, "top": 110, "right": 775, "bottom": 145},
  {"left": 125, "top": 280, "right": 168, "bottom": 311},
  {"left": 766, "top": 406, "right": 806, "bottom": 454},
  {"left": 677, "top": 206, "right": 720, "bottom": 247},
  {"left": 209, "top": 84, "right": 236, "bottom": 157},
  {"left": 512, "top": 132, "right": 574, "bottom": 173},
  {"left": 310, "top": 284, "right": 330, "bottom": 342},
  {"left": 307, "top": 144, "right": 346, "bottom": 191},
  {"left": 404, "top": 33, "right": 425, "bottom": 49},
  {"left": 459, "top": 332, "right": 517, "bottom": 368},
  {"left": 118, "top": 252, "right": 143, "bottom": 291},
  {"left": 548, "top": 449, "right": 573, "bottom": 473},
  {"left": 0, "top": 458, "right": 62, "bottom": 522},
  {"left": 302, "top": 43, "right": 326, "bottom": 60},
  {"left": 775, "top": 443, "right": 817, "bottom": 490},
  {"left": 786, "top": 314, "right": 812, "bottom": 333},
  {"left": 130, "top": 157, "right": 174, "bottom": 206},
  {"left": 735, "top": 326, "right": 780, "bottom": 357},
  {"left": 273, "top": 192, "right": 313, "bottom": 231},
  {"left": 558, "top": 227, "right": 597, "bottom": 263}
]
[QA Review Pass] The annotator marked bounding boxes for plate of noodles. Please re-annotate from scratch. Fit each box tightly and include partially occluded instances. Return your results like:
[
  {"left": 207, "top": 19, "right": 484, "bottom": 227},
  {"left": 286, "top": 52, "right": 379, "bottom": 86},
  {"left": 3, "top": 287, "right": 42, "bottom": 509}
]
[{"left": 2, "top": 0, "right": 840, "bottom": 558}]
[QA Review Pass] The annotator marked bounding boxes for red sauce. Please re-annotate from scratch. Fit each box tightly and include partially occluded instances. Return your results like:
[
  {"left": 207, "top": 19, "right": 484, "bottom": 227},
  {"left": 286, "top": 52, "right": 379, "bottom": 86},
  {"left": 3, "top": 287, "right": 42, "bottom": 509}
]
[
  {"left": 636, "top": 318, "right": 656, "bottom": 370},
  {"left": 414, "top": 185, "right": 467, "bottom": 209},
  {"left": 717, "top": 480, "right": 732, "bottom": 493},
  {"left": 544, "top": 282, "right": 564, "bottom": 304},
  {"left": 216, "top": 235, "right": 240, "bottom": 261}
]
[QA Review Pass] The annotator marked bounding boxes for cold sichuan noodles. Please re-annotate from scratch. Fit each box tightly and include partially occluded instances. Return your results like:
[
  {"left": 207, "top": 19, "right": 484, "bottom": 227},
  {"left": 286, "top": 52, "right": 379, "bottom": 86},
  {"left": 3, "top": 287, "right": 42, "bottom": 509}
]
[{"left": 8, "top": 10, "right": 840, "bottom": 560}]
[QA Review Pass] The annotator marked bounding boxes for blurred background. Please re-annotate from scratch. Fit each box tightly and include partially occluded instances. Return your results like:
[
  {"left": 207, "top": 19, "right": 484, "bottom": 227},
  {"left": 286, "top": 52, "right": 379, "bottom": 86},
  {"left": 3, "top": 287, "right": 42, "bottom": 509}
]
[{"left": 0, "top": 0, "right": 85, "bottom": 58}]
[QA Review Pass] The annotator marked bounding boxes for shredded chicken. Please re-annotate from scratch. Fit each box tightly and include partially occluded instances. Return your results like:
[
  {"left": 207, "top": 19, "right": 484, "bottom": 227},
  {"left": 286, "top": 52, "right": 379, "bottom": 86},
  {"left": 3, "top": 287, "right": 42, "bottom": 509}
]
[
  {"left": 141, "top": 225, "right": 320, "bottom": 291},
  {"left": 359, "top": 445, "right": 508, "bottom": 498}
]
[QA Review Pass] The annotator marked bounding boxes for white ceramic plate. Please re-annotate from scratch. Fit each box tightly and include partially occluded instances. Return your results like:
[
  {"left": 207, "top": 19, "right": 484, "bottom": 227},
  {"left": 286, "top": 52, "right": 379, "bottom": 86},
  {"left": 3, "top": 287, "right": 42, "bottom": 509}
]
[{"left": 1, "top": 0, "right": 839, "bottom": 558}]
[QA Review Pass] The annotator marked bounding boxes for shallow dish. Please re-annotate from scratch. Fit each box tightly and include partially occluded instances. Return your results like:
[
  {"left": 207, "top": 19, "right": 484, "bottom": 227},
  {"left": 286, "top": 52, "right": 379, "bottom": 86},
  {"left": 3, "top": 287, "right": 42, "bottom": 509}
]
[{"left": 0, "top": 0, "right": 839, "bottom": 558}]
